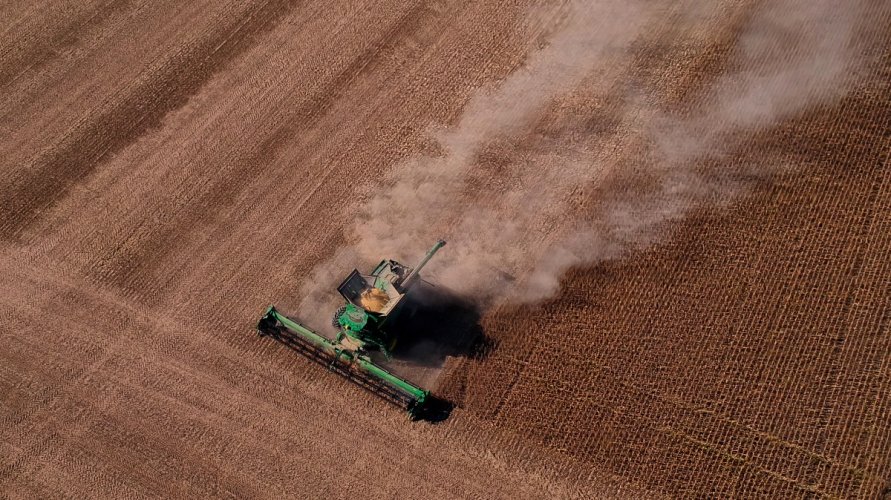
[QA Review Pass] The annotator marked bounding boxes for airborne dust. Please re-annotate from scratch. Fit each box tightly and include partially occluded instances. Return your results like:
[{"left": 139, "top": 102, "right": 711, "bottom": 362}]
[{"left": 298, "top": 0, "right": 882, "bottom": 323}]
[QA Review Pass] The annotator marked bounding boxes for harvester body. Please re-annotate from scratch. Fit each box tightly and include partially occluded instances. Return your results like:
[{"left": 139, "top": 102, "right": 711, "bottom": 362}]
[
  {"left": 256, "top": 240, "right": 447, "bottom": 418},
  {"left": 333, "top": 239, "right": 446, "bottom": 356}
]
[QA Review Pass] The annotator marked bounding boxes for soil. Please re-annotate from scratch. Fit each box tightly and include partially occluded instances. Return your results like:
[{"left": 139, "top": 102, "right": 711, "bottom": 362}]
[{"left": 1, "top": 1, "right": 889, "bottom": 498}]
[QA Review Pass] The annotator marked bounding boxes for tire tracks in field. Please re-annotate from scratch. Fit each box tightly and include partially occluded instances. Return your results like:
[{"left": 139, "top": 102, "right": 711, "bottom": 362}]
[{"left": 0, "top": 0, "right": 299, "bottom": 242}]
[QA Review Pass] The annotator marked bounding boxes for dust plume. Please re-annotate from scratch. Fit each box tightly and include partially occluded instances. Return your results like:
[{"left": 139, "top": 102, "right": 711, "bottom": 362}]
[
  {"left": 299, "top": 0, "right": 882, "bottom": 319},
  {"left": 523, "top": 0, "right": 880, "bottom": 302},
  {"left": 351, "top": 0, "right": 649, "bottom": 261}
]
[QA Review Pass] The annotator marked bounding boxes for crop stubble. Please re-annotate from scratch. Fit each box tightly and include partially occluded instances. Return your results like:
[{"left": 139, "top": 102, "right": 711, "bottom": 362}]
[
  {"left": 439, "top": 9, "right": 891, "bottom": 497},
  {"left": 1, "top": 0, "right": 889, "bottom": 498}
]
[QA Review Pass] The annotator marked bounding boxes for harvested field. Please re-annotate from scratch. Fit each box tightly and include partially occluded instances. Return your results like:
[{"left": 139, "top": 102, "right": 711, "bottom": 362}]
[{"left": 1, "top": 0, "right": 890, "bottom": 498}]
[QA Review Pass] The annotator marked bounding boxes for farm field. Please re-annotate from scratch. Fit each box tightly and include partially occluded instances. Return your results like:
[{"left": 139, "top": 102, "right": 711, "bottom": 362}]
[{"left": 1, "top": 1, "right": 889, "bottom": 498}]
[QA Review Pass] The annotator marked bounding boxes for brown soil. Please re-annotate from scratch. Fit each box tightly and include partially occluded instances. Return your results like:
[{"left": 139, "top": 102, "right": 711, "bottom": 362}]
[{"left": 1, "top": 1, "right": 889, "bottom": 498}]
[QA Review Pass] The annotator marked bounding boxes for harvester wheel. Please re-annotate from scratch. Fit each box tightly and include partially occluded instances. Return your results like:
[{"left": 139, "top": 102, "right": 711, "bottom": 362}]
[{"left": 331, "top": 306, "right": 346, "bottom": 329}]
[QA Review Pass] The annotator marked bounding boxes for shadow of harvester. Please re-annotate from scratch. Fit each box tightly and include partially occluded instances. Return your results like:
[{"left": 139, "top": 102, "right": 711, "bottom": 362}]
[{"left": 385, "top": 280, "right": 493, "bottom": 368}]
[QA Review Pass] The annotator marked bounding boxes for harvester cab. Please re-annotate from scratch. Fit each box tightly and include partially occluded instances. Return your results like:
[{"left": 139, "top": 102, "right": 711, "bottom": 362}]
[
  {"left": 333, "top": 240, "right": 446, "bottom": 357},
  {"left": 256, "top": 240, "right": 448, "bottom": 419}
]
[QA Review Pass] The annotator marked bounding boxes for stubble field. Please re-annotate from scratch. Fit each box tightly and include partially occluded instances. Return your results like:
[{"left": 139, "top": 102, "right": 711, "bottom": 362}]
[{"left": 1, "top": 1, "right": 889, "bottom": 498}]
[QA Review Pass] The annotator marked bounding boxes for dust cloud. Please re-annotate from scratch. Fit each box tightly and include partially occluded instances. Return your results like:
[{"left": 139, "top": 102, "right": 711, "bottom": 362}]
[
  {"left": 299, "top": 0, "right": 879, "bottom": 317},
  {"left": 523, "top": 0, "right": 878, "bottom": 302}
]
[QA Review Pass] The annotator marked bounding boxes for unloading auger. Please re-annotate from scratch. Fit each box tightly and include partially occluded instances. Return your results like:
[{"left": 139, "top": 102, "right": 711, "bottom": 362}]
[{"left": 257, "top": 240, "right": 446, "bottom": 419}]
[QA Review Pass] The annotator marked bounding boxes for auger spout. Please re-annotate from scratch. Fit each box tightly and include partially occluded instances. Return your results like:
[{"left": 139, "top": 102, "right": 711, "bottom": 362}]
[{"left": 400, "top": 239, "right": 446, "bottom": 290}]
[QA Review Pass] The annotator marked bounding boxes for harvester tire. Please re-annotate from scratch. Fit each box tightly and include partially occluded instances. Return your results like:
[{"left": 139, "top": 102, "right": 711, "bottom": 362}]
[{"left": 332, "top": 306, "right": 346, "bottom": 329}]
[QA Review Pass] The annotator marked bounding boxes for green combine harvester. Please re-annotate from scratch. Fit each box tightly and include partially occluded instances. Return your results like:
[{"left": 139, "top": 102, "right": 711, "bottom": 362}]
[{"left": 257, "top": 240, "right": 447, "bottom": 419}]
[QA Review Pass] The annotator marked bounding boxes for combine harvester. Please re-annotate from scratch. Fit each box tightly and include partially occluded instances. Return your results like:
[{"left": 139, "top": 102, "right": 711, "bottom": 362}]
[{"left": 257, "top": 240, "right": 447, "bottom": 419}]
